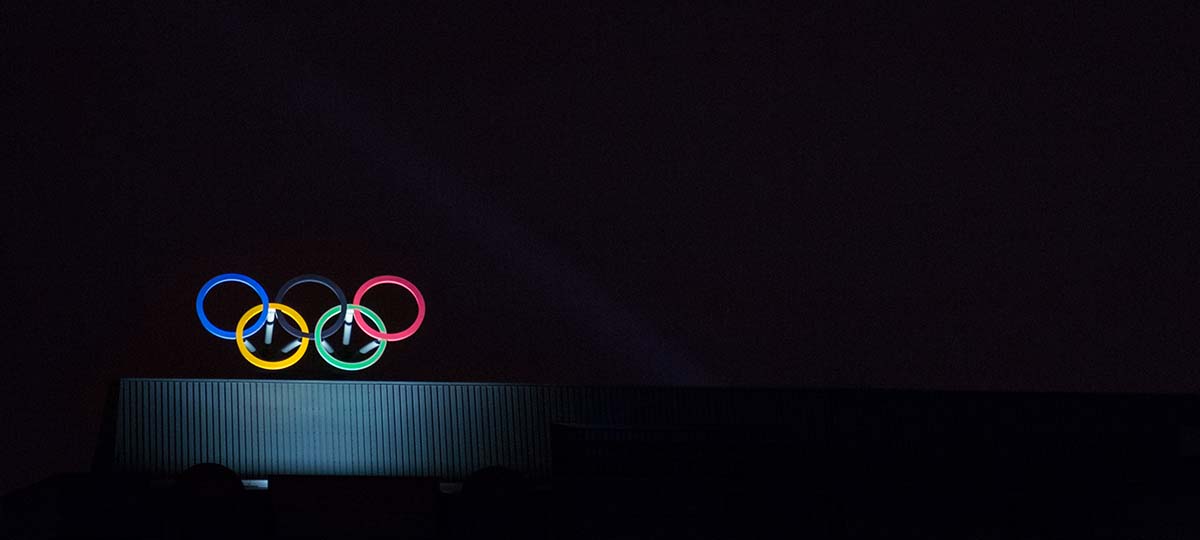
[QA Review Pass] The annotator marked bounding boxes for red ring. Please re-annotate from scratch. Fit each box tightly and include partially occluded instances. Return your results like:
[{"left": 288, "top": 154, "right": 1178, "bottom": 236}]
[{"left": 353, "top": 275, "right": 425, "bottom": 341}]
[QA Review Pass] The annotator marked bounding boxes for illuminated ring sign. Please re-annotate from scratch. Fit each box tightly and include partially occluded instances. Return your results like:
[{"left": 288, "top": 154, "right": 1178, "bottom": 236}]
[{"left": 196, "top": 273, "right": 424, "bottom": 371}]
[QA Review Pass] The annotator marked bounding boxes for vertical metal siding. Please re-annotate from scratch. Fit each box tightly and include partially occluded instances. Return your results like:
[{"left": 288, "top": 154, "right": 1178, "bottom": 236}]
[
  {"left": 116, "top": 381, "right": 1188, "bottom": 481},
  {"left": 115, "top": 379, "right": 797, "bottom": 479}
]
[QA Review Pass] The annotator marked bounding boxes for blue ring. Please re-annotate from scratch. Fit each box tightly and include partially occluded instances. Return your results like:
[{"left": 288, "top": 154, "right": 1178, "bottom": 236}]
[{"left": 196, "top": 273, "right": 270, "bottom": 340}]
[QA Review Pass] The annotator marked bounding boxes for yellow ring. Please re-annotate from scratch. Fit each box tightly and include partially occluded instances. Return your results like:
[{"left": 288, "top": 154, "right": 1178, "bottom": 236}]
[{"left": 235, "top": 302, "right": 309, "bottom": 370}]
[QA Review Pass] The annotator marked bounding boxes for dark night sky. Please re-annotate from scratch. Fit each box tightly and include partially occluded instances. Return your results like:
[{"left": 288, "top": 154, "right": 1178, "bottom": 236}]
[{"left": 2, "top": 3, "right": 1196, "bottom": 493}]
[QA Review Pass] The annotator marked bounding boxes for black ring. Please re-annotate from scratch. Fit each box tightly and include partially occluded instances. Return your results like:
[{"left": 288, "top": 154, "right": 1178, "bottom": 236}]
[{"left": 274, "top": 274, "right": 348, "bottom": 340}]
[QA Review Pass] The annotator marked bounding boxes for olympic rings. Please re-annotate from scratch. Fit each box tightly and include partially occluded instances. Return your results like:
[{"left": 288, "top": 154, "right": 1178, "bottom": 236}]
[
  {"left": 353, "top": 275, "right": 425, "bottom": 342},
  {"left": 314, "top": 304, "right": 387, "bottom": 371},
  {"left": 197, "top": 274, "right": 424, "bottom": 371},
  {"left": 237, "top": 303, "right": 310, "bottom": 370}
]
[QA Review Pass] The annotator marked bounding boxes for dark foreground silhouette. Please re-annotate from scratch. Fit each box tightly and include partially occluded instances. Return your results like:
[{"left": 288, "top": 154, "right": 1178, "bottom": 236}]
[{"left": 8, "top": 387, "right": 1200, "bottom": 538}]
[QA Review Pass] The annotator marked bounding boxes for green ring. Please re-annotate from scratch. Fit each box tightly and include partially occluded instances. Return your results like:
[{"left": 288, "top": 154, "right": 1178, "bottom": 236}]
[{"left": 314, "top": 303, "right": 388, "bottom": 371}]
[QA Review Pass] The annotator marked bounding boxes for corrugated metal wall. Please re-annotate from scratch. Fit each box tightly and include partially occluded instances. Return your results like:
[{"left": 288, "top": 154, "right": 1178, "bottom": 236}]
[
  {"left": 113, "top": 379, "right": 815, "bottom": 479},
  {"left": 113, "top": 379, "right": 1196, "bottom": 480}
]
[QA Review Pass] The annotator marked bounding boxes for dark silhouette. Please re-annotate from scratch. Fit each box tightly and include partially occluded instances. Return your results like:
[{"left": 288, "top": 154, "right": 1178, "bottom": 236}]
[
  {"left": 167, "top": 463, "right": 261, "bottom": 539},
  {"left": 453, "top": 466, "right": 538, "bottom": 539}
]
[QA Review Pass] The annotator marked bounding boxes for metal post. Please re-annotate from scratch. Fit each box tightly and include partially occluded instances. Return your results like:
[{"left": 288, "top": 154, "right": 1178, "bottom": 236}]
[
  {"left": 342, "top": 309, "right": 355, "bottom": 346},
  {"left": 280, "top": 340, "right": 302, "bottom": 354},
  {"left": 264, "top": 308, "right": 277, "bottom": 345},
  {"left": 358, "top": 341, "right": 381, "bottom": 354}
]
